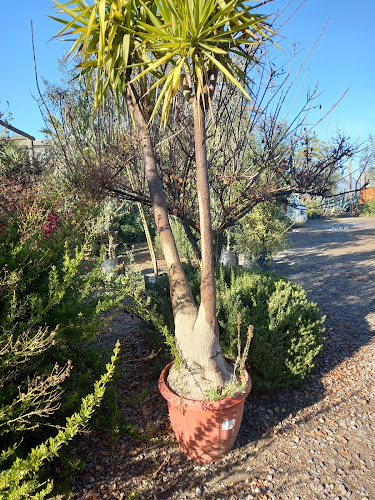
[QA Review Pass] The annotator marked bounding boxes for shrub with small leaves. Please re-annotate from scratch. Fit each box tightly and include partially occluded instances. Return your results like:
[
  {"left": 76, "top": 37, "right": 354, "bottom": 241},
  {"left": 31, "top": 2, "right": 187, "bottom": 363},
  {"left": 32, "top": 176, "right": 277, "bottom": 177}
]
[
  {"left": 154, "top": 218, "right": 198, "bottom": 261},
  {"left": 232, "top": 201, "right": 290, "bottom": 262},
  {"left": 361, "top": 199, "right": 375, "bottom": 216},
  {"left": 0, "top": 341, "right": 120, "bottom": 500},
  {"left": 216, "top": 267, "right": 325, "bottom": 393},
  {"left": 0, "top": 177, "right": 140, "bottom": 497}
]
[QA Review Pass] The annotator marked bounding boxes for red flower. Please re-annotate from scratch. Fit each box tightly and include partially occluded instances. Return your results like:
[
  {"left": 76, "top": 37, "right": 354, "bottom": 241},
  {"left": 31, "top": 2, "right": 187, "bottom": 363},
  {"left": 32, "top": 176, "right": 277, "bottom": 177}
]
[{"left": 43, "top": 212, "right": 61, "bottom": 238}]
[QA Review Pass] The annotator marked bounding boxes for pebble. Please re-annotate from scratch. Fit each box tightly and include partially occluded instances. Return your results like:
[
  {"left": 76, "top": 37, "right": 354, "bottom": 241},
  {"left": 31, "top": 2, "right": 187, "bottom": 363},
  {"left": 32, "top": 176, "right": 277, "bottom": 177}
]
[
  {"left": 195, "top": 486, "right": 203, "bottom": 496},
  {"left": 337, "top": 484, "right": 350, "bottom": 496}
]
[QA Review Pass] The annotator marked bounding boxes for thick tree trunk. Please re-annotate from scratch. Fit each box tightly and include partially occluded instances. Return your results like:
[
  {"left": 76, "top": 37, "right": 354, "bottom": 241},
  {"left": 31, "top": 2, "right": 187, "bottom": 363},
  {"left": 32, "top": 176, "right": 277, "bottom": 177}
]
[
  {"left": 167, "top": 100, "right": 232, "bottom": 400},
  {"left": 128, "top": 90, "right": 232, "bottom": 400},
  {"left": 127, "top": 90, "right": 195, "bottom": 311}
]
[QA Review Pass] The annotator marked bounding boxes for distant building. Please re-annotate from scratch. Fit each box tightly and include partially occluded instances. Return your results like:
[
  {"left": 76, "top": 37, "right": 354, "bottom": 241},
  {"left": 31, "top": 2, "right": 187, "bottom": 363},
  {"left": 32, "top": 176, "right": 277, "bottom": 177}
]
[
  {"left": 11, "top": 135, "right": 50, "bottom": 156},
  {"left": 359, "top": 171, "right": 375, "bottom": 204},
  {"left": 0, "top": 119, "right": 50, "bottom": 164}
]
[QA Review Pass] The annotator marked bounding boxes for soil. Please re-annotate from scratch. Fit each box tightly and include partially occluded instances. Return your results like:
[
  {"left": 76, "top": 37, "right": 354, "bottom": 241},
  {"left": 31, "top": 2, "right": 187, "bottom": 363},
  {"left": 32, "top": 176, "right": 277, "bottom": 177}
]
[{"left": 66, "top": 216, "right": 375, "bottom": 500}]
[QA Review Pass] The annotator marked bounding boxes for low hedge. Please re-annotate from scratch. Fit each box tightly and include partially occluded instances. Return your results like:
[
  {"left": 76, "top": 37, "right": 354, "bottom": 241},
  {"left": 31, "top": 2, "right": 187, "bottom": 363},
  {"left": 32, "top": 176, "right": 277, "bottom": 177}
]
[{"left": 216, "top": 267, "right": 325, "bottom": 393}]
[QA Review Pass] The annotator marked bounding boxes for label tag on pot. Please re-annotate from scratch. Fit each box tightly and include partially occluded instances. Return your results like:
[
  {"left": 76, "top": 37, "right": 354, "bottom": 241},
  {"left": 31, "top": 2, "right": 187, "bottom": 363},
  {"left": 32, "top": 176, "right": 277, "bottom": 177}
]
[{"left": 222, "top": 419, "right": 234, "bottom": 430}]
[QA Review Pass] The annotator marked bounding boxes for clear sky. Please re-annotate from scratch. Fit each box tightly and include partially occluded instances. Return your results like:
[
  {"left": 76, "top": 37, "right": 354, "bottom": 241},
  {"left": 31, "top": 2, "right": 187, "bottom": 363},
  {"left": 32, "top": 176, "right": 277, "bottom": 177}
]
[
  {"left": 1, "top": 0, "right": 374, "bottom": 174},
  {"left": 270, "top": 0, "right": 375, "bottom": 144}
]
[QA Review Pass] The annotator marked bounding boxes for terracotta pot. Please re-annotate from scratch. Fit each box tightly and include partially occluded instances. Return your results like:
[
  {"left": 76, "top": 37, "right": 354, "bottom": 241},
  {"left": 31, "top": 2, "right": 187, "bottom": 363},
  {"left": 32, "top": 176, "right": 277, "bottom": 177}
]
[{"left": 158, "top": 362, "right": 251, "bottom": 463}]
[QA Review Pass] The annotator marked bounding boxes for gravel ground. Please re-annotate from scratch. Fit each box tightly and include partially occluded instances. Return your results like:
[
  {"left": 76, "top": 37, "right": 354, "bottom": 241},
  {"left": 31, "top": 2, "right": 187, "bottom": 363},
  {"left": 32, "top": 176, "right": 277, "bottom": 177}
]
[{"left": 66, "top": 216, "right": 375, "bottom": 500}]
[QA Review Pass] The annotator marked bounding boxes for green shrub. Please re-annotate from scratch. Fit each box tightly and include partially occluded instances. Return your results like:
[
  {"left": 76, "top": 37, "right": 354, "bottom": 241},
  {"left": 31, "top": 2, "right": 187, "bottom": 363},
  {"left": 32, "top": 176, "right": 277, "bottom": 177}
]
[
  {"left": 103, "top": 201, "right": 155, "bottom": 244},
  {"left": 154, "top": 218, "right": 198, "bottom": 261},
  {"left": 117, "top": 208, "right": 155, "bottom": 244},
  {"left": 0, "top": 342, "right": 120, "bottom": 500},
  {"left": 216, "top": 267, "right": 325, "bottom": 393},
  {"left": 361, "top": 199, "right": 375, "bottom": 216},
  {"left": 0, "top": 137, "right": 32, "bottom": 179},
  {"left": 148, "top": 266, "right": 325, "bottom": 393},
  {"left": 232, "top": 201, "right": 290, "bottom": 262},
  {"left": 0, "top": 180, "right": 140, "bottom": 496},
  {"left": 300, "top": 194, "right": 324, "bottom": 218}
]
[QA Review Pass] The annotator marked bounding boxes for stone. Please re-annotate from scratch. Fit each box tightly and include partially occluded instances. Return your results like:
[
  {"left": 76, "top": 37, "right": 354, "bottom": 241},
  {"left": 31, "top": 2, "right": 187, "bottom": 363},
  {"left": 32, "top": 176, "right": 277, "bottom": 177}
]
[
  {"left": 337, "top": 484, "right": 348, "bottom": 496},
  {"left": 195, "top": 486, "right": 203, "bottom": 497}
]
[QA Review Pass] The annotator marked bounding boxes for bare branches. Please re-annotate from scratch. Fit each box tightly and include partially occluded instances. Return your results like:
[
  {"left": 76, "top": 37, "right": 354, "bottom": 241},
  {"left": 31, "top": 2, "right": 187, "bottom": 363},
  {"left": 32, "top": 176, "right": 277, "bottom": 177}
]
[{"left": 41, "top": 24, "right": 358, "bottom": 239}]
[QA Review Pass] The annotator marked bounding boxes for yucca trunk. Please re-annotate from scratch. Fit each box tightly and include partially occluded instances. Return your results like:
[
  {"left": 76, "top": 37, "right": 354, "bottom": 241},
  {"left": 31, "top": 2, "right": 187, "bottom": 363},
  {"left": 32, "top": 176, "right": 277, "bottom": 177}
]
[{"left": 129, "top": 92, "right": 232, "bottom": 400}]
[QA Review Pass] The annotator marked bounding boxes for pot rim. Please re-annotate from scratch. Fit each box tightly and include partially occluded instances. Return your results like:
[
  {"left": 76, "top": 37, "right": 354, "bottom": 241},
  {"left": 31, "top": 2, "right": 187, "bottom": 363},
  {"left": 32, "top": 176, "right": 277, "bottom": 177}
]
[{"left": 158, "top": 361, "right": 251, "bottom": 412}]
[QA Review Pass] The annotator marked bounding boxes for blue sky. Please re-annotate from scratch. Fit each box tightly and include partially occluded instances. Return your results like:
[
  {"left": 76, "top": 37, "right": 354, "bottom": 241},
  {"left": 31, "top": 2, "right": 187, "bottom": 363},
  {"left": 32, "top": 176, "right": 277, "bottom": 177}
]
[
  {"left": 270, "top": 1, "right": 375, "bottom": 143},
  {"left": 1, "top": 0, "right": 374, "bottom": 180}
]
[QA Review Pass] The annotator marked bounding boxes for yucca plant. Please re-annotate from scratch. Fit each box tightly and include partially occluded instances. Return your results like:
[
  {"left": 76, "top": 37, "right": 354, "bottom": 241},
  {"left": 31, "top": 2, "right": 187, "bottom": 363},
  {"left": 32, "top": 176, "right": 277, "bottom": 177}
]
[{"left": 51, "top": 0, "right": 274, "bottom": 399}]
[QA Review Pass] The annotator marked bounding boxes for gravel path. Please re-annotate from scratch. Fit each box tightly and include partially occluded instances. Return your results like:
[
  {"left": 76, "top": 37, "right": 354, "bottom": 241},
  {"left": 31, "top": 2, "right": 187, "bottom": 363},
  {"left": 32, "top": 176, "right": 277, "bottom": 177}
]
[{"left": 68, "top": 216, "right": 375, "bottom": 500}]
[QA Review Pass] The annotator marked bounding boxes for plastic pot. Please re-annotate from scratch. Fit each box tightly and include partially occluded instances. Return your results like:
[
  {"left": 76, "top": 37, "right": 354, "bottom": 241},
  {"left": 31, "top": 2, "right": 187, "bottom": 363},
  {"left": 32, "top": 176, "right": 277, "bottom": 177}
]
[
  {"left": 219, "top": 248, "right": 237, "bottom": 267},
  {"left": 238, "top": 253, "right": 252, "bottom": 269},
  {"left": 143, "top": 272, "right": 168, "bottom": 290},
  {"left": 158, "top": 362, "right": 251, "bottom": 463},
  {"left": 101, "top": 258, "right": 120, "bottom": 275}
]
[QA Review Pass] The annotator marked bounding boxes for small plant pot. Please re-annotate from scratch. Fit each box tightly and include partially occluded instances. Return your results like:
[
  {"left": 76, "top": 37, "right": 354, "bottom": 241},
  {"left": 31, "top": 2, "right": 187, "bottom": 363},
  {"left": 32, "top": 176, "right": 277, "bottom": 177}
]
[
  {"left": 101, "top": 258, "right": 120, "bottom": 275},
  {"left": 143, "top": 272, "right": 167, "bottom": 290},
  {"left": 158, "top": 362, "right": 251, "bottom": 463},
  {"left": 219, "top": 249, "right": 237, "bottom": 267}
]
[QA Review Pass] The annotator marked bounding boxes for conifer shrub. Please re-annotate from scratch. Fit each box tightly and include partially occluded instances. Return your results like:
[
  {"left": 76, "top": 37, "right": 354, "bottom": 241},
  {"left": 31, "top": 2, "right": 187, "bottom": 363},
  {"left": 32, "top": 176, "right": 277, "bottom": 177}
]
[
  {"left": 154, "top": 218, "right": 198, "bottom": 261},
  {"left": 149, "top": 266, "right": 325, "bottom": 393},
  {"left": 232, "top": 201, "right": 290, "bottom": 262},
  {"left": 116, "top": 206, "right": 156, "bottom": 243},
  {"left": 216, "top": 267, "right": 325, "bottom": 393}
]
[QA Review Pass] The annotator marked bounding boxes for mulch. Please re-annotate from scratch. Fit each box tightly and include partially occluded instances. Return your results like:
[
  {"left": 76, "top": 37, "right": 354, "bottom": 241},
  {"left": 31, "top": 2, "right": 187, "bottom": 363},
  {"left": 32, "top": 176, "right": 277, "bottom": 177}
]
[{"left": 61, "top": 217, "right": 375, "bottom": 500}]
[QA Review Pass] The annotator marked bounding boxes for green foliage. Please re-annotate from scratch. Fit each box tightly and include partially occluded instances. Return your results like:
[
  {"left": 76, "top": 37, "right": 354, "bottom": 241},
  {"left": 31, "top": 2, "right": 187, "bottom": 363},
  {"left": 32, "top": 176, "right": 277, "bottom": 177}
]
[
  {"left": 0, "top": 342, "right": 120, "bottom": 500},
  {"left": 216, "top": 267, "right": 325, "bottom": 393},
  {"left": 97, "top": 199, "right": 153, "bottom": 246},
  {"left": 52, "top": 0, "right": 271, "bottom": 122},
  {"left": 0, "top": 186, "right": 135, "bottom": 347},
  {"left": 154, "top": 218, "right": 197, "bottom": 261},
  {"left": 204, "top": 360, "right": 248, "bottom": 401},
  {"left": 300, "top": 194, "right": 324, "bottom": 217},
  {"left": 131, "top": 280, "right": 182, "bottom": 373},
  {"left": 117, "top": 209, "right": 151, "bottom": 244},
  {"left": 361, "top": 199, "right": 375, "bottom": 216},
  {"left": 0, "top": 137, "right": 30, "bottom": 178},
  {"left": 232, "top": 202, "right": 290, "bottom": 261},
  {"left": 0, "top": 178, "right": 140, "bottom": 497},
  {"left": 149, "top": 265, "right": 325, "bottom": 393}
]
